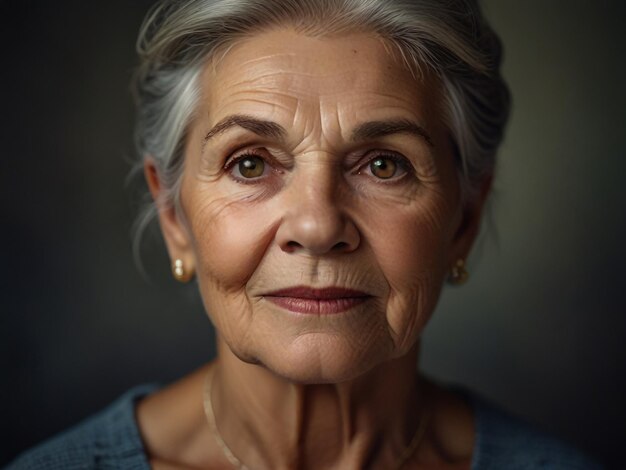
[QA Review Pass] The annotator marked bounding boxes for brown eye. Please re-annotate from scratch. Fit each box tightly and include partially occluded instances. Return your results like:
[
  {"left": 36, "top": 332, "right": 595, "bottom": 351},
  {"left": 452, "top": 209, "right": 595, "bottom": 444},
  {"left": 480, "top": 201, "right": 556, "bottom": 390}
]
[
  {"left": 238, "top": 156, "right": 265, "bottom": 178},
  {"left": 370, "top": 157, "right": 397, "bottom": 179}
]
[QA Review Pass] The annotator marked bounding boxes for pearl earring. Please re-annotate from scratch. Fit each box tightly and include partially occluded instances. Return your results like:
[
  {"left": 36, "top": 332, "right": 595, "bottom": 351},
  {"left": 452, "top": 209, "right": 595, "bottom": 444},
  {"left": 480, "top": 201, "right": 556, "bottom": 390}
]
[
  {"left": 449, "top": 258, "right": 469, "bottom": 285},
  {"left": 172, "top": 258, "right": 193, "bottom": 283}
]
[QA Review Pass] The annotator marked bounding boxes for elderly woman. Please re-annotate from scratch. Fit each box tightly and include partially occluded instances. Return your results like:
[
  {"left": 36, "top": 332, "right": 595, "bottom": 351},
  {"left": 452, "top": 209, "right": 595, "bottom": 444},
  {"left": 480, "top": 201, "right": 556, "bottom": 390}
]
[{"left": 9, "top": 0, "right": 602, "bottom": 469}]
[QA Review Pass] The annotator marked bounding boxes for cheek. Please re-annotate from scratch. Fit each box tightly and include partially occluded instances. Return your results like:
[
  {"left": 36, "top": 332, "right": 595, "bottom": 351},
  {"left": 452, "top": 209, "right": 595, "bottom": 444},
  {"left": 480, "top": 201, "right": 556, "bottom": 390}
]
[
  {"left": 184, "top": 191, "right": 281, "bottom": 345},
  {"left": 364, "top": 185, "right": 455, "bottom": 272},
  {"left": 360, "top": 194, "right": 456, "bottom": 349},
  {"left": 186, "top": 190, "right": 277, "bottom": 293}
]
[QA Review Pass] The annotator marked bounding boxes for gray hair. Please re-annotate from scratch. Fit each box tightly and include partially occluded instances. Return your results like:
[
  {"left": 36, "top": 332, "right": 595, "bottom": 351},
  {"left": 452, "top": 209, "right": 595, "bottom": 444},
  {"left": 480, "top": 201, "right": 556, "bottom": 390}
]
[{"left": 131, "top": 0, "right": 510, "bottom": 252}]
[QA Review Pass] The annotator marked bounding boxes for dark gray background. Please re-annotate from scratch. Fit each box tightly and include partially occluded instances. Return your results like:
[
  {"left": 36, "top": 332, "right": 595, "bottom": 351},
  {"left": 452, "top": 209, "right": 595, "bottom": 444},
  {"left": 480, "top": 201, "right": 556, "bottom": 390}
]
[{"left": 1, "top": 1, "right": 625, "bottom": 467}]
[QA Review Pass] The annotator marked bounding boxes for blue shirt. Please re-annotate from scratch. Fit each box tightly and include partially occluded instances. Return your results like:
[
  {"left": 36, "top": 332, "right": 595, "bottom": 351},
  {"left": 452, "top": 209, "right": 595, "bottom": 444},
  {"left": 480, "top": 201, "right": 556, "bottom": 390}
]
[{"left": 6, "top": 385, "right": 603, "bottom": 469}]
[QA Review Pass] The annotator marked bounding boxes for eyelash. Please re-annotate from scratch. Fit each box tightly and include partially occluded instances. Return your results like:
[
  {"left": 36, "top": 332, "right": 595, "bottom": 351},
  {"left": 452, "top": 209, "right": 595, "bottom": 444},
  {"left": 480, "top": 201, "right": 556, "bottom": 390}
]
[
  {"left": 224, "top": 151, "right": 279, "bottom": 184},
  {"left": 355, "top": 151, "right": 413, "bottom": 181}
]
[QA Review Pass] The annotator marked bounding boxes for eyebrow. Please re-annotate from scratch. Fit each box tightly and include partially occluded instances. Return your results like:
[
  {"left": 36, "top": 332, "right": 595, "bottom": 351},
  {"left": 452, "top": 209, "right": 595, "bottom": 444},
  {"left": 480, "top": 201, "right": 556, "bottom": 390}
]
[
  {"left": 202, "top": 114, "right": 286, "bottom": 149},
  {"left": 202, "top": 114, "right": 434, "bottom": 149},
  {"left": 351, "top": 119, "right": 434, "bottom": 147}
]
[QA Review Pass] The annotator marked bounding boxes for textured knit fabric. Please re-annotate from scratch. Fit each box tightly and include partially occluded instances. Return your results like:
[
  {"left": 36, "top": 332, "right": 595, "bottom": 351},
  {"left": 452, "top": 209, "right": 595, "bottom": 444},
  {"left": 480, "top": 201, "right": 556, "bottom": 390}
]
[
  {"left": 6, "top": 385, "right": 603, "bottom": 469},
  {"left": 6, "top": 385, "right": 157, "bottom": 470},
  {"left": 467, "top": 393, "right": 603, "bottom": 469}
]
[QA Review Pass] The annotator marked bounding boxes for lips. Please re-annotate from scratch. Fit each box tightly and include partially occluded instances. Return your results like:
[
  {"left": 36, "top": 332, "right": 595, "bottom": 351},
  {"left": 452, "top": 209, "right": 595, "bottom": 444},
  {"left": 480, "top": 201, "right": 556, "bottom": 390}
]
[{"left": 263, "top": 286, "right": 371, "bottom": 314}]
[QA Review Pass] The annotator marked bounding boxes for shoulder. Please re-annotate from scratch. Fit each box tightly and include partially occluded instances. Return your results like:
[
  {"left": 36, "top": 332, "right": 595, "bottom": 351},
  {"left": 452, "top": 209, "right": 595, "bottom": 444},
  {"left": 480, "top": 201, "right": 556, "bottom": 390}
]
[
  {"left": 6, "top": 384, "right": 159, "bottom": 470},
  {"left": 466, "top": 391, "right": 604, "bottom": 469}
]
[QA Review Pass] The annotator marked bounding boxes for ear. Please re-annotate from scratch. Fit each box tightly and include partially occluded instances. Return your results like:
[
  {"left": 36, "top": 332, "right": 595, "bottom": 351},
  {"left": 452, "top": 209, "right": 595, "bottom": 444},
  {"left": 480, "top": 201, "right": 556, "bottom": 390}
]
[
  {"left": 449, "top": 174, "right": 493, "bottom": 266},
  {"left": 144, "top": 157, "right": 195, "bottom": 275}
]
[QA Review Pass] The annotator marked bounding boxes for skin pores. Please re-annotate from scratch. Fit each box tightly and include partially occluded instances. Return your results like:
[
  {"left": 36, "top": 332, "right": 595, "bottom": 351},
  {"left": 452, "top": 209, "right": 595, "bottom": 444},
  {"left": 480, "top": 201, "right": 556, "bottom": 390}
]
[{"left": 165, "top": 29, "right": 469, "bottom": 383}]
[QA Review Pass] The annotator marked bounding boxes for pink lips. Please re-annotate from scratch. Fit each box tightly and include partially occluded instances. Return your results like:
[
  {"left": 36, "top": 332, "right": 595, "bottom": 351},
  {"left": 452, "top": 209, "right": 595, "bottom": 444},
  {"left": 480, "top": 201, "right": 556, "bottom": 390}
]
[{"left": 264, "top": 286, "right": 371, "bottom": 314}]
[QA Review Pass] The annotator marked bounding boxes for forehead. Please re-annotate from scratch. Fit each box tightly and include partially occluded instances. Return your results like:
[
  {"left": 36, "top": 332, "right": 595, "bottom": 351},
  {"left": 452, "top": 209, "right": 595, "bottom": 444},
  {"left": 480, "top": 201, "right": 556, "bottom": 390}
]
[{"left": 201, "top": 29, "right": 440, "bottom": 136}]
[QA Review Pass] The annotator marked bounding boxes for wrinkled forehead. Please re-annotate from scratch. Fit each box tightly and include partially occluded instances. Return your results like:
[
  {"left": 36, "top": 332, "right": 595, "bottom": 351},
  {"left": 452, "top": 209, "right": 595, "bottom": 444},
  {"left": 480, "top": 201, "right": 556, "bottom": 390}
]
[
  {"left": 200, "top": 28, "right": 441, "bottom": 124},
  {"left": 212, "top": 29, "right": 403, "bottom": 79}
]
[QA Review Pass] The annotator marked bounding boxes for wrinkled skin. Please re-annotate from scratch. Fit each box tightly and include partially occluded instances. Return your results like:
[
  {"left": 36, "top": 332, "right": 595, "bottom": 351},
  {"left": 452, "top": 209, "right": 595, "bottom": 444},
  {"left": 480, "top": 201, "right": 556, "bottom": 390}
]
[{"left": 143, "top": 28, "right": 486, "bottom": 468}]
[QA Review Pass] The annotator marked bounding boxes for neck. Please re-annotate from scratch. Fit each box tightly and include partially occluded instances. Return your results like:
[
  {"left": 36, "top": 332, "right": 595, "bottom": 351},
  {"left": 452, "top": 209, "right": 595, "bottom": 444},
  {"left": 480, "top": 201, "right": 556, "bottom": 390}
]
[{"left": 209, "top": 337, "right": 426, "bottom": 469}]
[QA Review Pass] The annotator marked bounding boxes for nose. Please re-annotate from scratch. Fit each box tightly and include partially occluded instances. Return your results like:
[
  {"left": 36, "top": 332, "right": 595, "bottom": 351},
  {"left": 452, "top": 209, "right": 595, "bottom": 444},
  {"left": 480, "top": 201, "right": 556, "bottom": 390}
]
[{"left": 275, "top": 170, "right": 360, "bottom": 256}]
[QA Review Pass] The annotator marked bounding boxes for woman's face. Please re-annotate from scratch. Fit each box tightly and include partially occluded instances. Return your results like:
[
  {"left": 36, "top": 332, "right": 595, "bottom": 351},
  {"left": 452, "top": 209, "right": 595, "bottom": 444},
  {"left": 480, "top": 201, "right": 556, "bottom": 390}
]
[{"left": 152, "top": 29, "right": 483, "bottom": 383}]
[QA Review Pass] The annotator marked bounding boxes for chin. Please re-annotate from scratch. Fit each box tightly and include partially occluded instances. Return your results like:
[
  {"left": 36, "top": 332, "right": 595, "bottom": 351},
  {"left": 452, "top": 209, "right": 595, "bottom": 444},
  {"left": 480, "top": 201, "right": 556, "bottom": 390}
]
[{"left": 238, "top": 332, "right": 394, "bottom": 384}]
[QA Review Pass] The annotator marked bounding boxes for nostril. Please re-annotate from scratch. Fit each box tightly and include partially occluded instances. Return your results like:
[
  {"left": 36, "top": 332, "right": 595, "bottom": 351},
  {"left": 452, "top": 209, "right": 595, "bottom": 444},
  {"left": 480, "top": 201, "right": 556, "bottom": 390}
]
[
  {"left": 277, "top": 215, "right": 360, "bottom": 254},
  {"left": 286, "top": 241, "right": 302, "bottom": 251}
]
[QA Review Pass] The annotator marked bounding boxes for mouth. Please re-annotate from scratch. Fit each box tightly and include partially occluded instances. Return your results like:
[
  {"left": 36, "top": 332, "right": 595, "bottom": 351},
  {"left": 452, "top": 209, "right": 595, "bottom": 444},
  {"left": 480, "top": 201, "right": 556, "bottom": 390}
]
[{"left": 263, "top": 286, "right": 372, "bottom": 315}]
